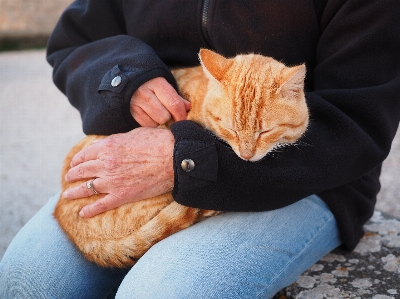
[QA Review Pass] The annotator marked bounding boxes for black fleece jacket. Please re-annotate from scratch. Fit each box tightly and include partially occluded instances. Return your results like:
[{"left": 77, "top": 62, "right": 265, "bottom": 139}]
[{"left": 47, "top": 0, "right": 400, "bottom": 250}]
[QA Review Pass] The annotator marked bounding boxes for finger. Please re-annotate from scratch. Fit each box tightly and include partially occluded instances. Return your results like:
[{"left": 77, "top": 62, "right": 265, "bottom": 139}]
[
  {"left": 63, "top": 177, "right": 104, "bottom": 200},
  {"left": 65, "top": 159, "right": 99, "bottom": 182},
  {"left": 132, "top": 85, "right": 172, "bottom": 125},
  {"left": 70, "top": 141, "right": 104, "bottom": 167},
  {"left": 141, "top": 101, "right": 172, "bottom": 125},
  {"left": 79, "top": 193, "right": 124, "bottom": 218},
  {"left": 131, "top": 92, "right": 172, "bottom": 126},
  {"left": 130, "top": 105, "right": 159, "bottom": 127},
  {"left": 183, "top": 98, "right": 192, "bottom": 111},
  {"left": 155, "top": 84, "right": 188, "bottom": 122}
]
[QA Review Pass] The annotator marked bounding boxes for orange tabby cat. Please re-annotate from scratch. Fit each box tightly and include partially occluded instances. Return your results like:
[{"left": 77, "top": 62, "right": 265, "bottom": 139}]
[{"left": 54, "top": 49, "right": 308, "bottom": 268}]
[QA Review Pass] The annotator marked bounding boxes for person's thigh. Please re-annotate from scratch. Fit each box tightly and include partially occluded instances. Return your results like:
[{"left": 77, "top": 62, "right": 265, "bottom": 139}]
[
  {"left": 0, "top": 193, "right": 129, "bottom": 299},
  {"left": 116, "top": 195, "right": 341, "bottom": 299}
]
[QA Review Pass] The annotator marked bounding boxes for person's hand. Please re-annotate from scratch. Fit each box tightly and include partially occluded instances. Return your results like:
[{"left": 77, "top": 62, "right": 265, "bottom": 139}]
[
  {"left": 62, "top": 127, "right": 175, "bottom": 218},
  {"left": 130, "top": 77, "right": 191, "bottom": 127}
]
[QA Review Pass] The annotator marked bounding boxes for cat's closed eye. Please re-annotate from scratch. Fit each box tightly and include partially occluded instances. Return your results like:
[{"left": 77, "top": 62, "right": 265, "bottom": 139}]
[
  {"left": 207, "top": 110, "right": 222, "bottom": 122},
  {"left": 258, "top": 128, "right": 276, "bottom": 138}
]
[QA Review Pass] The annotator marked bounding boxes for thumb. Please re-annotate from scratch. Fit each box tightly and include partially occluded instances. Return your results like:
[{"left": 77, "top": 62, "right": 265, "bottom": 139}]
[{"left": 183, "top": 98, "right": 192, "bottom": 111}]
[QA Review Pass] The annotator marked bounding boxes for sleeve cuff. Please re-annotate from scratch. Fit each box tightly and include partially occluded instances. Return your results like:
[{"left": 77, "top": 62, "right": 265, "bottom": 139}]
[
  {"left": 98, "top": 64, "right": 178, "bottom": 129},
  {"left": 171, "top": 121, "right": 219, "bottom": 193}
]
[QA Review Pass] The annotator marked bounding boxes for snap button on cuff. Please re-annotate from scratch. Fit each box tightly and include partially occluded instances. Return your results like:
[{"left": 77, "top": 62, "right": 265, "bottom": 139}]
[
  {"left": 111, "top": 76, "right": 122, "bottom": 87},
  {"left": 181, "top": 159, "right": 195, "bottom": 172}
]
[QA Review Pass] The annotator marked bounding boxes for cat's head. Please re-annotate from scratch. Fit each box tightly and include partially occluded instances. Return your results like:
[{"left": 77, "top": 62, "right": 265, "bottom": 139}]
[{"left": 198, "top": 49, "right": 308, "bottom": 161}]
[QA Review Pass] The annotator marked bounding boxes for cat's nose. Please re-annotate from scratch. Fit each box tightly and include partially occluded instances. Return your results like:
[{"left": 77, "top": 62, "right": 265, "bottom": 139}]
[
  {"left": 239, "top": 143, "right": 256, "bottom": 160},
  {"left": 239, "top": 150, "right": 254, "bottom": 161}
]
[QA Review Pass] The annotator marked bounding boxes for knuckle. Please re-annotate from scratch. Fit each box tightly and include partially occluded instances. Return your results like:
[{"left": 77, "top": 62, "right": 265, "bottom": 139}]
[
  {"left": 131, "top": 105, "right": 144, "bottom": 116},
  {"left": 134, "top": 85, "right": 146, "bottom": 97},
  {"left": 166, "top": 95, "right": 181, "bottom": 108},
  {"left": 76, "top": 164, "right": 85, "bottom": 178},
  {"left": 116, "top": 186, "right": 130, "bottom": 198},
  {"left": 99, "top": 137, "right": 121, "bottom": 170},
  {"left": 134, "top": 87, "right": 152, "bottom": 103},
  {"left": 164, "top": 96, "right": 186, "bottom": 119},
  {"left": 102, "top": 156, "right": 119, "bottom": 171},
  {"left": 100, "top": 140, "right": 117, "bottom": 157},
  {"left": 79, "top": 149, "right": 86, "bottom": 161},
  {"left": 82, "top": 182, "right": 91, "bottom": 195},
  {"left": 153, "top": 77, "right": 165, "bottom": 83},
  {"left": 102, "top": 136, "right": 116, "bottom": 149}
]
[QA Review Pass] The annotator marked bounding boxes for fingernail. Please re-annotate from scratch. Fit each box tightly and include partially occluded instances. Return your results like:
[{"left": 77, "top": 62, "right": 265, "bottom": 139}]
[
  {"left": 62, "top": 190, "right": 69, "bottom": 199},
  {"left": 64, "top": 173, "right": 69, "bottom": 181},
  {"left": 79, "top": 209, "right": 85, "bottom": 218}
]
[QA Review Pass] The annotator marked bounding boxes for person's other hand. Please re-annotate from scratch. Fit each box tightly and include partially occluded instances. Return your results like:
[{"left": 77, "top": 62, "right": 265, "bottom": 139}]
[
  {"left": 130, "top": 77, "right": 191, "bottom": 127},
  {"left": 62, "top": 127, "right": 175, "bottom": 218}
]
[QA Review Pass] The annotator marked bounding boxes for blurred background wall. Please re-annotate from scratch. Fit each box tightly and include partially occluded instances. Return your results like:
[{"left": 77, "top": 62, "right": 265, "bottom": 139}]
[{"left": 0, "top": 0, "right": 74, "bottom": 50}]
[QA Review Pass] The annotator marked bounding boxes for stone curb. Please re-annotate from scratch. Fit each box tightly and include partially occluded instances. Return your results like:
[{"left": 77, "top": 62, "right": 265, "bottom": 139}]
[
  {"left": 273, "top": 211, "right": 400, "bottom": 299},
  {"left": 0, "top": 0, "right": 73, "bottom": 40}
]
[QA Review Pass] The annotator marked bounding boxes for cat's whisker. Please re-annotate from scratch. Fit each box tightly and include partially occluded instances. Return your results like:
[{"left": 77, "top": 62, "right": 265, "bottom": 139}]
[
  {"left": 271, "top": 142, "right": 290, "bottom": 151},
  {"left": 297, "top": 137, "right": 313, "bottom": 148},
  {"left": 55, "top": 49, "right": 308, "bottom": 268},
  {"left": 265, "top": 152, "right": 284, "bottom": 160},
  {"left": 290, "top": 136, "right": 313, "bottom": 152}
]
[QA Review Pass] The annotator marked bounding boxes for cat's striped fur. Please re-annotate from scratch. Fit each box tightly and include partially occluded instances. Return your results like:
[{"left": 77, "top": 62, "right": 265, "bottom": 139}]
[{"left": 54, "top": 49, "right": 308, "bottom": 268}]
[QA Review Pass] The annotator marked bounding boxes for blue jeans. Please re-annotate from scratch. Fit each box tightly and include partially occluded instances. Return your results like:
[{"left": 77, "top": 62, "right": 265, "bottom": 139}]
[{"left": 0, "top": 193, "right": 341, "bottom": 299}]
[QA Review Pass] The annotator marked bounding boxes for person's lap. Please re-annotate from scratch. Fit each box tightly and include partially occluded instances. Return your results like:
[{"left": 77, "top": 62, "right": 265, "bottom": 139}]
[
  {"left": 0, "top": 193, "right": 128, "bottom": 298},
  {"left": 0, "top": 193, "right": 341, "bottom": 299}
]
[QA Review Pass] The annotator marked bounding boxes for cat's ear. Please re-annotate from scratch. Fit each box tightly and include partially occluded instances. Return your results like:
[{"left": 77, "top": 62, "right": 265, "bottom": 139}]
[
  {"left": 277, "top": 64, "right": 306, "bottom": 99},
  {"left": 199, "top": 49, "right": 233, "bottom": 82}
]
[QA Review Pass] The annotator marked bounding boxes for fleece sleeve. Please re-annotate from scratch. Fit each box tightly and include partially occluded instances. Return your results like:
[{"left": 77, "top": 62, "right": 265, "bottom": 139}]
[
  {"left": 46, "top": 0, "right": 176, "bottom": 135},
  {"left": 170, "top": 0, "right": 400, "bottom": 216}
]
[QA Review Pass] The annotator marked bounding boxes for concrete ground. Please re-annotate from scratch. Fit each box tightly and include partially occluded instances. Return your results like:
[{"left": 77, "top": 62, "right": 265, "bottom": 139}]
[
  {"left": 0, "top": 49, "right": 399, "bottom": 260},
  {"left": 0, "top": 50, "right": 84, "bottom": 258}
]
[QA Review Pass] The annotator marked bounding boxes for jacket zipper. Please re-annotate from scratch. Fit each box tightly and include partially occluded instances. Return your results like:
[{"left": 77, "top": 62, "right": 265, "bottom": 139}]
[{"left": 201, "top": 0, "right": 213, "bottom": 48}]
